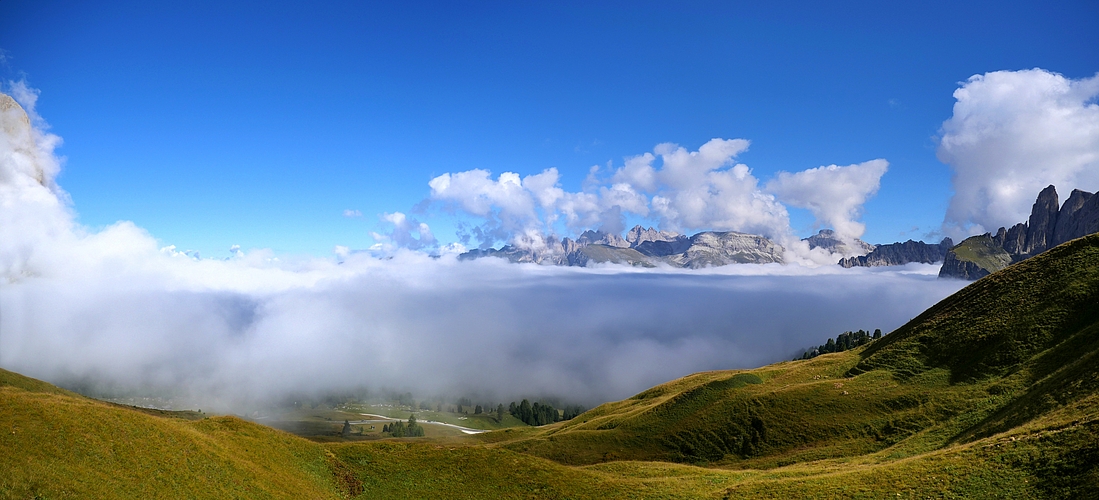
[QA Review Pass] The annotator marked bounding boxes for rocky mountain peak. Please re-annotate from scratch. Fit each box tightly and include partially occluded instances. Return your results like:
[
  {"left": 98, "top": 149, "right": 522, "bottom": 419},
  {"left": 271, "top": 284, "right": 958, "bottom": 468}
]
[
  {"left": 1053, "top": 189, "right": 1096, "bottom": 247},
  {"left": 0, "top": 92, "right": 49, "bottom": 187},
  {"left": 803, "top": 229, "right": 875, "bottom": 256},
  {"left": 625, "top": 225, "right": 683, "bottom": 246},
  {"left": 1025, "top": 184, "right": 1060, "bottom": 255},
  {"left": 576, "top": 230, "right": 629, "bottom": 248}
]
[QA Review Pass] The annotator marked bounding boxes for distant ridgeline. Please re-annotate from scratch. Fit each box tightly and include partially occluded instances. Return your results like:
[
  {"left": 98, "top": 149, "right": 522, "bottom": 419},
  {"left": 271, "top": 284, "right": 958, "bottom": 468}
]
[
  {"left": 458, "top": 186, "right": 1099, "bottom": 280},
  {"left": 508, "top": 399, "right": 585, "bottom": 426},
  {"left": 460, "top": 226, "right": 787, "bottom": 268},
  {"left": 837, "top": 239, "right": 953, "bottom": 268},
  {"left": 795, "top": 328, "right": 882, "bottom": 361}
]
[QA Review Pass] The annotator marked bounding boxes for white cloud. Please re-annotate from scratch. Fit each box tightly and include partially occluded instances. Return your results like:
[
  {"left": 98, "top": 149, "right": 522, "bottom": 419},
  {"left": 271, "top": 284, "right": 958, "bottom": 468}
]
[
  {"left": 1, "top": 83, "right": 70, "bottom": 283},
  {"left": 428, "top": 139, "right": 815, "bottom": 248},
  {"left": 766, "top": 159, "right": 889, "bottom": 242},
  {"left": 938, "top": 68, "right": 1099, "bottom": 238},
  {"left": 611, "top": 153, "right": 658, "bottom": 192},
  {"left": 640, "top": 139, "right": 792, "bottom": 238},
  {"left": 343, "top": 209, "right": 362, "bottom": 217},
  {"left": 371, "top": 211, "right": 436, "bottom": 252}
]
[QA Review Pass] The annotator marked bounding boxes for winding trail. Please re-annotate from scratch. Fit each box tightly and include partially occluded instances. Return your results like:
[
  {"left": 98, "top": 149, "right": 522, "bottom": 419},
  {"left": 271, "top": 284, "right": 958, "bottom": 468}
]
[{"left": 349, "top": 413, "right": 488, "bottom": 434}]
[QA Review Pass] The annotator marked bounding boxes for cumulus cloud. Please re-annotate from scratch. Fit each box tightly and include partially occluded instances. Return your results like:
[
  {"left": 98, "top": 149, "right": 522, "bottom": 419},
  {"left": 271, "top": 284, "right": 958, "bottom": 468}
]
[
  {"left": 939, "top": 69, "right": 1099, "bottom": 238},
  {"left": 767, "top": 159, "right": 889, "bottom": 242},
  {"left": 430, "top": 139, "right": 879, "bottom": 252},
  {"left": 0, "top": 87, "right": 968, "bottom": 412},
  {"left": 370, "top": 211, "right": 436, "bottom": 252},
  {"left": 640, "top": 139, "right": 792, "bottom": 237},
  {"left": 422, "top": 138, "right": 894, "bottom": 267},
  {"left": 1, "top": 83, "right": 69, "bottom": 283}
]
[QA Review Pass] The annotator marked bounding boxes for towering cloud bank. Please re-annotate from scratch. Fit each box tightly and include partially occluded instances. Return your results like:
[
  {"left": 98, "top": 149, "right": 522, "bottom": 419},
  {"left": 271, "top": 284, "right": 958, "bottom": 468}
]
[
  {"left": 939, "top": 69, "right": 1099, "bottom": 239},
  {"left": 427, "top": 139, "right": 888, "bottom": 255},
  {"left": 767, "top": 160, "right": 889, "bottom": 246}
]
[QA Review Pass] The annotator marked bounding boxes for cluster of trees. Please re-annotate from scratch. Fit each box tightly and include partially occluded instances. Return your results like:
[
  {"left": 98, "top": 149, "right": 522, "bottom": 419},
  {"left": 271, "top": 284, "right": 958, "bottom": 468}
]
[
  {"left": 796, "top": 329, "right": 882, "bottom": 360},
  {"left": 383, "top": 415, "right": 425, "bottom": 437},
  {"left": 561, "top": 405, "right": 585, "bottom": 420},
  {"left": 507, "top": 400, "right": 585, "bottom": 426}
]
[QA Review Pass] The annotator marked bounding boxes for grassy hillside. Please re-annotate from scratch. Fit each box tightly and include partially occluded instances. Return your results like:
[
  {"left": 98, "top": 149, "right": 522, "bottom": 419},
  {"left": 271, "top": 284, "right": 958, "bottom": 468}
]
[
  {"left": 948, "top": 233, "right": 1014, "bottom": 274},
  {"left": 479, "top": 234, "right": 1099, "bottom": 495},
  {"left": 3, "top": 235, "right": 1098, "bottom": 498},
  {"left": 0, "top": 369, "right": 357, "bottom": 499}
]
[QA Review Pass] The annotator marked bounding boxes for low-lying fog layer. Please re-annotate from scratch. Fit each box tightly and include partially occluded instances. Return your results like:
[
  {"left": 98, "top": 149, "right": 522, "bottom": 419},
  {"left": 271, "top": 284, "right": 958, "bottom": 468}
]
[{"left": 1, "top": 247, "right": 964, "bottom": 409}]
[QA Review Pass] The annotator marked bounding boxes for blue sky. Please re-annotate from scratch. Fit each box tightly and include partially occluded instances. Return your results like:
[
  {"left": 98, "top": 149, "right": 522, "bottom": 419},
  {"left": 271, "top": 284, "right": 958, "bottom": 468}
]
[{"left": 2, "top": 0, "right": 1097, "bottom": 257}]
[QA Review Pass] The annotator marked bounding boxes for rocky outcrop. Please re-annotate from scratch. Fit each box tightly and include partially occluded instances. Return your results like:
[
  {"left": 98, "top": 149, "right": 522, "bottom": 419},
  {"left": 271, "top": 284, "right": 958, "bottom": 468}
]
[
  {"left": 1, "top": 93, "right": 49, "bottom": 187},
  {"left": 995, "top": 223, "right": 1028, "bottom": 256},
  {"left": 803, "top": 229, "right": 875, "bottom": 256},
  {"left": 939, "top": 252, "right": 992, "bottom": 280},
  {"left": 664, "top": 231, "right": 785, "bottom": 268},
  {"left": 1024, "top": 185, "right": 1060, "bottom": 255},
  {"left": 838, "top": 238, "right": 953, "bottom": 268},
  {"left": 576, "top": 230, "right": 630, "bottom": 248},
  {"left": 938, "top": 234, "right": 1012, "bottom": 280},
  {"left": 634, "top": 238, "right": 692, "bottom": 258},
  {"left": 625, "top": 226, "right": 685, "bottom": 247},
  {"left": 1052, "top": 189, "right": 1099, "bottom": 247},
  {"left": 940, "top": 185, "right": 1099, "bottom": 280}
]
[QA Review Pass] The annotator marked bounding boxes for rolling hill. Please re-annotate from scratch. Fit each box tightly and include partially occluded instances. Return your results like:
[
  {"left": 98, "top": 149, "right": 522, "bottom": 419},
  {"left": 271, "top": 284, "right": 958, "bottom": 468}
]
[{"left": 3, "top": 234, "right": 1099, "bottom": 498}]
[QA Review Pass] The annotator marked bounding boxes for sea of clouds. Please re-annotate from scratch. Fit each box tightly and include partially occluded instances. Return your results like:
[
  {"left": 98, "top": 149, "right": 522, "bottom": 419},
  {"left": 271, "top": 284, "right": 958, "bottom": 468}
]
[{"left": 2, "top": 68, "right": 1096, "bottom": 411}]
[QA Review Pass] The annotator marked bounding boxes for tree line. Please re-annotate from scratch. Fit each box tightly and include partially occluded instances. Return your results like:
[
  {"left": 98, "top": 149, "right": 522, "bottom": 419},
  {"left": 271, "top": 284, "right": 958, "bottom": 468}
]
[
  {"left": 796, "top": 329, "right": 881, "bottom": 361},
  {"left": 507, "top": 399, "right": 585, "bottom": 426}
]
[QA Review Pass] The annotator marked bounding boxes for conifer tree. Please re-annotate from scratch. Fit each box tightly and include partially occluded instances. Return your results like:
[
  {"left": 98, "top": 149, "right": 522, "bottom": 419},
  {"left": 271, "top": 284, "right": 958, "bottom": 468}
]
[{"left": 518, "top": 399, "right": 532, "bottom": 425}]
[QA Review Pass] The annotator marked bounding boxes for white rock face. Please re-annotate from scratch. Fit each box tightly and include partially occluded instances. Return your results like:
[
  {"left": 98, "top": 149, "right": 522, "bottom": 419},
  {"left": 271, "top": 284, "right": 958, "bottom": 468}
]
[
  {"left": 664, "top": 231, "right": 785, "bottom": 268},
  {"left": 625, "top": 225, "right": 683, "bottom": 246},
  {"left": 1, "top": 94, "right": 49, "bottom": 188},
  {"left": 577, "top": 230, "right": 630, "bottom": 248}
]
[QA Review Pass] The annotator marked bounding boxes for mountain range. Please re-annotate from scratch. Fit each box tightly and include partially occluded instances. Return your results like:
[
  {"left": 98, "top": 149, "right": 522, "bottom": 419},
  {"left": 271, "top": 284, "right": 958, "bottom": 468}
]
[
  {"left": 460, "top": 226, "right": 790, "bottom": 268},
  {"left": 461, "top": 185, "right": 1099, "bottom": 281}
]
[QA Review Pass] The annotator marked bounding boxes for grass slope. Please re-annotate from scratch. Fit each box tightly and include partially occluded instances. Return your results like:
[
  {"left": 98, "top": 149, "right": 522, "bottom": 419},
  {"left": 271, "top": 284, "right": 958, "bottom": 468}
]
[
  {"left": 3, "top": 235, "right": 1098, "bottom": 498},
  {"left": 479, "top": 234, "right": 1099, "bottom": 495},
  {"left": 950, "top": 233, "right": 1013, "bottom": 273},
  {"left": 0, "top": 370, "right": 355, "bottom": 499}
]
